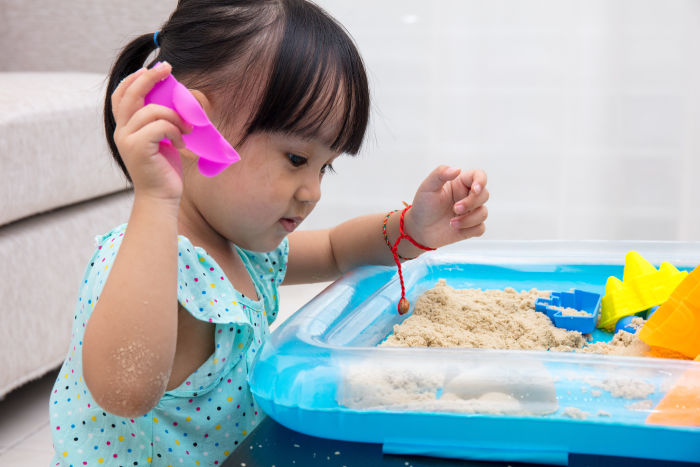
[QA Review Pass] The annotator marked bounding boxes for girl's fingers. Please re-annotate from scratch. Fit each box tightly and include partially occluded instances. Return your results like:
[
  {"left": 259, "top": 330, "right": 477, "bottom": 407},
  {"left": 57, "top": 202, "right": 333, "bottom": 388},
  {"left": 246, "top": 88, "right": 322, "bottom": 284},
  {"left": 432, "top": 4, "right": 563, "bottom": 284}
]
[
  {"left": 129, "top": 120, "right": 187, "bottom": 151},
  {"left": 472, "top": 169, "right": 487, "bottom": 194},
  {"left": 158, "top": 141, "right": 184, "bottom": 177},
  {"left": 115, "top": 62, "right": 173, "bottom": 127},
  {"left": 450, "top": 205, "right": 488, "bottom": 230},
  {"left": 452, "top": 169, "right": 487, "bottom": 199},
  {"left": 453, "top": 222, "right": 486, "bottom": 239},
  {"left": 459, "top": 169, "right": 488, "bottom": 194},
  {"left": 450, "top": 169, "right": 487, "bottom": 214},
  {"left": 454, "top": 187, "right": 490, "bottom": 214},
  {"left": 123, "top": 104, "right": 192, "bottom": 137},
  {"left": 417, "top": 165, "right": 461, "bottom": 194},
  {"left": 111, "top": 68, "right": 147, "bottom": 121}
]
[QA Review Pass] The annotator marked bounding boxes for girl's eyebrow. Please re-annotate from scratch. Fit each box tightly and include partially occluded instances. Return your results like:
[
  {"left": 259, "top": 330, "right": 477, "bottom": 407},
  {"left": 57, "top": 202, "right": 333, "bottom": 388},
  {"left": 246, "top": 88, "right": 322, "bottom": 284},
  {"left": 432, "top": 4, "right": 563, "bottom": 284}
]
[{"left": 283, "top": 131, "right": 335, "bottom": 151}]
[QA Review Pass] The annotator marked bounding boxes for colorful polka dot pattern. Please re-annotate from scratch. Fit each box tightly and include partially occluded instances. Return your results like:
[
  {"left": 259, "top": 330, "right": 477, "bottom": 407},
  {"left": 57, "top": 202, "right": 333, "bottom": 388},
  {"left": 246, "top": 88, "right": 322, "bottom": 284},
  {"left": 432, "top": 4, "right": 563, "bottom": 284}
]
[{"left": 49, "top": 224, "right": 288, "bottom": 466}]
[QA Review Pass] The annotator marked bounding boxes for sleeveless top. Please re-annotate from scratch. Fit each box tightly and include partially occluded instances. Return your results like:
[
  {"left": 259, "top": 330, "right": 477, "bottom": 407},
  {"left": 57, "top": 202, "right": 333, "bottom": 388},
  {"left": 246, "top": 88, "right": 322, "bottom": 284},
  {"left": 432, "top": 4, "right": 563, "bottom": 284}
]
[{"left": 50, "top": 223, "right": 288, "bottom": 466}]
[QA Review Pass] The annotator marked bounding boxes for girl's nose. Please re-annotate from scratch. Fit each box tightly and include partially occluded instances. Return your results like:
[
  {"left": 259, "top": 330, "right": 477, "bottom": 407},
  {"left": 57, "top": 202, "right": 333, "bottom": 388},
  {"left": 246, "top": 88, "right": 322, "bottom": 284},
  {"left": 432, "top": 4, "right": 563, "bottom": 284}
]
[{"left": 295, "top": 175, "right": 322, "bottom": 204}]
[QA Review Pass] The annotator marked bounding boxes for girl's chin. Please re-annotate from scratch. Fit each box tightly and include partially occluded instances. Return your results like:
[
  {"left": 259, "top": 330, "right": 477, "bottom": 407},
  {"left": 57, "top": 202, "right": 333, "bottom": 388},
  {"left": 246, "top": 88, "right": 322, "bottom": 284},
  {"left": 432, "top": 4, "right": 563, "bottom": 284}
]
[{"left": 238, "top": 233, "right": 288, "bottom": 253}]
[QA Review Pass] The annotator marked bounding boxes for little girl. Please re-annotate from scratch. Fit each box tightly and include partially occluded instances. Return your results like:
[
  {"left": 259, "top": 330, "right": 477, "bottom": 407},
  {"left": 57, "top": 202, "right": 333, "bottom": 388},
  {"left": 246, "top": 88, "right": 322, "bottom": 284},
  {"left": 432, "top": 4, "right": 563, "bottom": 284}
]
[{"left": 50, "top": 0, "right": 488, "bottom": 465}]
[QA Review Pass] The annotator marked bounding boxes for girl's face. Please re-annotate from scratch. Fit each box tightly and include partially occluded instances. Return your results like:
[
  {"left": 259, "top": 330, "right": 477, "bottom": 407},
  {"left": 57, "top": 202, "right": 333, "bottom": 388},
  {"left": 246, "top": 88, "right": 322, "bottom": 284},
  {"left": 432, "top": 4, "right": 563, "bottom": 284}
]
[{"left": 180, "top": 129, "right": 340, "bottom": 252}]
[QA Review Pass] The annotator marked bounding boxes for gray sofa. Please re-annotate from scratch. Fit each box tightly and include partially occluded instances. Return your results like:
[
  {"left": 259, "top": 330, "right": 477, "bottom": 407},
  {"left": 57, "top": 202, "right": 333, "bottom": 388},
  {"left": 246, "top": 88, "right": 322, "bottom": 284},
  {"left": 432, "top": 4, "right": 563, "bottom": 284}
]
[{"left": 0, "top": 0, "right": 176, "bottom": 398}]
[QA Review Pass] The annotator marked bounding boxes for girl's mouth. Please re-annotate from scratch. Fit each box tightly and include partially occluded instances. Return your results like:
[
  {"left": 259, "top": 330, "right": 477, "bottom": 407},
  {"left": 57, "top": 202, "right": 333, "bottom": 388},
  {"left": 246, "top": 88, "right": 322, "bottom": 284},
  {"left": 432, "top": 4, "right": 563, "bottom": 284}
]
[{"left": 279, "top": 217, "right": 301, "bottom": 233}]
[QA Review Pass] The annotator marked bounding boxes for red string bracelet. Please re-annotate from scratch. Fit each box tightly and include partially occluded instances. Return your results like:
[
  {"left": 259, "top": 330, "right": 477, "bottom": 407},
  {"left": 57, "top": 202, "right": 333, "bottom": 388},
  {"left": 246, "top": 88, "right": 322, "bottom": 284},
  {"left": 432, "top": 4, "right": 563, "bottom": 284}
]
[
  {"left": 387, "top": 205, "right": 435, "bottom": 314},
  {"left": 382, "top": 209, "right": 416, "bottom": 260}
]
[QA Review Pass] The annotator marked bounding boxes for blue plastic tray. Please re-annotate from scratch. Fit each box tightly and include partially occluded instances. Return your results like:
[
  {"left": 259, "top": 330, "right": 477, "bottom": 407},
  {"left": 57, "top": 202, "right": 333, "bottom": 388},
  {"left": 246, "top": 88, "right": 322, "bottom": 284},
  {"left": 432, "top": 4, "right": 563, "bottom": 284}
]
[{"left": 249, "top": 242, "right": 700, "bottom": 465}]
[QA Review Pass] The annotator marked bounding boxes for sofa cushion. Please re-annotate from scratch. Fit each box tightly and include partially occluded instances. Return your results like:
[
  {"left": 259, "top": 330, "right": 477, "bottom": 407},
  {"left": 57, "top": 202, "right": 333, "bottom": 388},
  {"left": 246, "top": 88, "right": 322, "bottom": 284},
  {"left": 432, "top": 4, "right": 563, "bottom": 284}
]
[
  {"left": 0, "top": 190, "right": 133, "bottom": 398},
  {"left": 0, "top": 72, "right": 129, "bottom": 225},
  {"left": 0, "top": 0, "right": 177, "bottom": 73}
]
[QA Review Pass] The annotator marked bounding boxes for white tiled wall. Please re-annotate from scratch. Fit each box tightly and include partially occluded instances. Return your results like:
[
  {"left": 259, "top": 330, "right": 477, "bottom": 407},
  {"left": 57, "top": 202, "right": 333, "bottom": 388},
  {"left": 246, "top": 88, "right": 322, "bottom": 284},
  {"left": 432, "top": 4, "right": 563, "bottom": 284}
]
[{"left": 308, "top": 0, "right": 700, "bottom": 241}]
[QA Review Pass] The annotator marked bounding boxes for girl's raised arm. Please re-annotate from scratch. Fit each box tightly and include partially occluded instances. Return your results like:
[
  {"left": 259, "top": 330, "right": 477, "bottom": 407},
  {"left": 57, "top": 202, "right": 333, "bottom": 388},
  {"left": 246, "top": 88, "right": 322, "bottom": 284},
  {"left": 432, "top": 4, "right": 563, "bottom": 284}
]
[{"left": 83, "top": 63, "right": 190, "bottom": 417}]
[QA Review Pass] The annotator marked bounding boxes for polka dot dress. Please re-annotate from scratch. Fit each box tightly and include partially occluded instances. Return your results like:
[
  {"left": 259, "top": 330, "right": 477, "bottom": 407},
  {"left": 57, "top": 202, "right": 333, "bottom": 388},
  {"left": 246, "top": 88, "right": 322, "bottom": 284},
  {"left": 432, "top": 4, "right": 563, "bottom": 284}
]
[{"left": 49, "top": 224, "right": 288, "bottom": 466}]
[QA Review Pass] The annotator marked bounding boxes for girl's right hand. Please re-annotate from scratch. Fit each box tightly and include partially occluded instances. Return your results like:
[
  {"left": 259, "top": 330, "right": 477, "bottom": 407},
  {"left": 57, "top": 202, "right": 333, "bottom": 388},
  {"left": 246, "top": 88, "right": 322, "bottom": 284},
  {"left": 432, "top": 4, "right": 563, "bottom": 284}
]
[{"left": 111, "top": 61, "right": 192, "bottom": 203}]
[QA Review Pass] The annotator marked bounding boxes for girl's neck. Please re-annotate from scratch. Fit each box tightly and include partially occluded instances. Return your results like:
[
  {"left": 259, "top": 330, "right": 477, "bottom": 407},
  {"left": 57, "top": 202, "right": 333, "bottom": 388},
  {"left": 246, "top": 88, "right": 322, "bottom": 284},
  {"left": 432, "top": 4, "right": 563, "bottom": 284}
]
[
  {"left": 177, "top": 199, "right": 260, "bottom": 300},
  {"left": 177, "top": 198, "right": 233, "bottom": 258}
]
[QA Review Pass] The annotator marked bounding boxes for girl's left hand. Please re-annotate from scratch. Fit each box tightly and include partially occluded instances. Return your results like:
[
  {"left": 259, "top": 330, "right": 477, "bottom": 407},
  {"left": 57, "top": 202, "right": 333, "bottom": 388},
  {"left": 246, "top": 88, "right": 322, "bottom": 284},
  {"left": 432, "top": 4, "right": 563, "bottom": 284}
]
[{"left": 405, "top": 166, "right": 489, "bottom": 249}]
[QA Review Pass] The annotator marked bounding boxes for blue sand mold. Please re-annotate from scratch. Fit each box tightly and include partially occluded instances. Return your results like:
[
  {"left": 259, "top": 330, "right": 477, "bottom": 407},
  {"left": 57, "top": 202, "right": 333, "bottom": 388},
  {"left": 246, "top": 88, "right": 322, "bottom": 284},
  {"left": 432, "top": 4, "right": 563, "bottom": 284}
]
[{"left": 535, "top": 289, "right": 601, "bottom": 333}]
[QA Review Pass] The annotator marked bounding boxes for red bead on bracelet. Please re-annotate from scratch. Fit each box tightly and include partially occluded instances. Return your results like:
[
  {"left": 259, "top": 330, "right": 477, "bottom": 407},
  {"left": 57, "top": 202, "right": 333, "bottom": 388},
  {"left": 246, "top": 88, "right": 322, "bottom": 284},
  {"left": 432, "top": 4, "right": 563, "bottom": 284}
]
[{"left": 385, "top": 205, "right": 435, "bottom": 314}]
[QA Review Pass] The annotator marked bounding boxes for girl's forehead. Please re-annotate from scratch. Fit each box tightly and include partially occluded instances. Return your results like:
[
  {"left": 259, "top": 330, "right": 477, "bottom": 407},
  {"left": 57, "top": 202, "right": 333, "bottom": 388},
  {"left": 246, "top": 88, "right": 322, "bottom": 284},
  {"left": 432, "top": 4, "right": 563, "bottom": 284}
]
[{"left": 297, "top": 99, "right": 349, "bottom": 149}]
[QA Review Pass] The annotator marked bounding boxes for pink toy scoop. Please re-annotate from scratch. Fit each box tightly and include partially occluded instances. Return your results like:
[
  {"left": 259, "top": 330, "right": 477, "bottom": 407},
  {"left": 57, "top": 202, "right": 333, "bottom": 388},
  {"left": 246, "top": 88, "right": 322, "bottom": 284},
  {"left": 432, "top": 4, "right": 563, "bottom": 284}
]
[{"left": 144, "top": 64, "right": 240, "bottom": 176}]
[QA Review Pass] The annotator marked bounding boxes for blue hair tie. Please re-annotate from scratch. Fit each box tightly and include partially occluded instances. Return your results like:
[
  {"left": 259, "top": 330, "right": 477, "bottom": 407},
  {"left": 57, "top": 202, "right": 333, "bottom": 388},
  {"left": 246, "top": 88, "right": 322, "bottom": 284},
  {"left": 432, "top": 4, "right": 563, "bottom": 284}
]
[{"left": 153, "top": 30, "right": 160, "bottom": 48}]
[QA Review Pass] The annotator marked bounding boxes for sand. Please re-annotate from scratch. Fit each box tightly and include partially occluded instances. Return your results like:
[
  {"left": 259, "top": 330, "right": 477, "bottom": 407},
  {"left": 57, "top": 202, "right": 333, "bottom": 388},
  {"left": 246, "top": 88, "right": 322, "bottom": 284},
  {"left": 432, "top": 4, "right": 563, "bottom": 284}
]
[
  {"left": 381, "top": 280, "right": 586, "bottom": 352},
  {"left": 625, "top": 400, "right": 654, "bottom": 411},
  {"left": 554, "top": 306, "right": 592, "bottom": 317},
  {"left": 340, "top": 281, "right": 662, "bottom": 414},
  {"left": 562, "top": 406, "right": 590, "bottom": 419},
  {"left": 338, "top": 360, "right": 560, "bottom": 415},
  {"left": 381, "top": 280, "right": 652, "bottom": 357},
  {"left": 580, "top": 318, "right": 650, "bottom": 357},
  {"left": 584, "top": 376, "right": 655, "bottom": 399}
]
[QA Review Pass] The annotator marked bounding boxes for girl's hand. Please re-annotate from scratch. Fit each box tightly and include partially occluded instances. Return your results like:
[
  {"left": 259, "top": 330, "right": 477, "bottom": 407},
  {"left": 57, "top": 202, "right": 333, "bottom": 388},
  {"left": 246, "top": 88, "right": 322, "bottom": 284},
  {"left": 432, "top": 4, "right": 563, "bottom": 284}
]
[
  {"left": 405, "top": 165, "right": 489, "bottom": 249},
  {"left": 111, "top": 62, "right": 192, "bottom": 202}
]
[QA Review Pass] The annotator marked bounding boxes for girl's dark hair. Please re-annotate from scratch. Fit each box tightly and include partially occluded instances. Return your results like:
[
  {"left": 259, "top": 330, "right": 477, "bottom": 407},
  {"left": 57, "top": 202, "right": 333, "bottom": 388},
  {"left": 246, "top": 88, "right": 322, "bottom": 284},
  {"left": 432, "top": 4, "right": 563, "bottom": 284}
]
[{"left": 104, "top": 0, "right": 370, "bottom": 181}]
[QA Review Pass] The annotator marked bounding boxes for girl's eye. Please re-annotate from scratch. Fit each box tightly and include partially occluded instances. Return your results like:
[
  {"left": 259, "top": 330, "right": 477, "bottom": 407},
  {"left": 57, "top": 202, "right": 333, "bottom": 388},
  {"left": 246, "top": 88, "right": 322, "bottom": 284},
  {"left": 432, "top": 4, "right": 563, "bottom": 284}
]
[
  {"left": 286, "top": 153, "right": 307, "bottom": 167},
  {"left": 320, "top": 163, "right": 335, "bottom": 175}
]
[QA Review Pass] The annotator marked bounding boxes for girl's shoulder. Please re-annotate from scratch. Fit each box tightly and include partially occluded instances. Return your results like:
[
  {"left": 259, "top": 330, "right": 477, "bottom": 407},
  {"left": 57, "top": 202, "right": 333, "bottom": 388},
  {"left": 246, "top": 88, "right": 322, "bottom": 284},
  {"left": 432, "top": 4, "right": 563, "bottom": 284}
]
[
  {"left": 93, "top": 223, "right": 128, "bottom": 249},
  {"left": 81, "top": 224, "right": 128, "bottom": 281},
  {"left": 71, "top": 224, "right": 128, "bottom": 322}
]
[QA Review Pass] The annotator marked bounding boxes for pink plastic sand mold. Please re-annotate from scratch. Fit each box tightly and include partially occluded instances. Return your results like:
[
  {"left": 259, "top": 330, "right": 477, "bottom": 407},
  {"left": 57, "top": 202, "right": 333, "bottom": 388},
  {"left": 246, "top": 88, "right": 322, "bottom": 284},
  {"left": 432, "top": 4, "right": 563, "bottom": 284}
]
[{"left": 144, "top": 65, "right": 240, "bottom": 176}]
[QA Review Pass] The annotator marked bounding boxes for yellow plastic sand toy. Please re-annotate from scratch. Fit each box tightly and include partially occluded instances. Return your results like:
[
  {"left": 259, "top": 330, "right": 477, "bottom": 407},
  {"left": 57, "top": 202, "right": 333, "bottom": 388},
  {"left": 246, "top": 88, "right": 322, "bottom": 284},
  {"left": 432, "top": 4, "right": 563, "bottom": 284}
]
[
  {"left": 639, "top": 264, "right": 700, "bottom": 360},
  {"left": 598, "top": 251, "right": 688, "bottom": 331}
]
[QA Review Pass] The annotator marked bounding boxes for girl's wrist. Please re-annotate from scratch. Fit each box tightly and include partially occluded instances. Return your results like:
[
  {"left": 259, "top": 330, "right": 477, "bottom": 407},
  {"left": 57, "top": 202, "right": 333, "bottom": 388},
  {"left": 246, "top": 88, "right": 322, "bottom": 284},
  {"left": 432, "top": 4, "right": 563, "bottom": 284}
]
[
  {"left": 387, "top": 206, "right": 433, "bottom": 260},
  {"left": 402, "top": 207, "right": 435, "bottom": 252},
  {"left": 132, "top": 191, "right": 181, "bottom": 219}
]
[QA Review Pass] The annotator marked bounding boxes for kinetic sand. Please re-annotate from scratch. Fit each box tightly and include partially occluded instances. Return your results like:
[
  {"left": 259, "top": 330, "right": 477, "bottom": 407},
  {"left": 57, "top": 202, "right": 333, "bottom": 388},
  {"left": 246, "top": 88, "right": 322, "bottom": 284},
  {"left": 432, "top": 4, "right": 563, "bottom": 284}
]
[
  {"left": 381, "top": 279, "right": 650, "bottom": 357},
  {"left": 339, "top": 281, "right": 662, "bottom": 413}
]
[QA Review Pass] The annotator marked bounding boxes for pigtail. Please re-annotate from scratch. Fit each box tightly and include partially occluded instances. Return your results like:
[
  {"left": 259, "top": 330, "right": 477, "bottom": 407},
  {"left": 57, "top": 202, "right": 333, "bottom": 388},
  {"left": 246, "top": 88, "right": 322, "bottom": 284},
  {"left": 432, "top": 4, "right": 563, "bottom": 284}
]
[{"left": 103, "top": 33, "right": 159, "bottom": 181}]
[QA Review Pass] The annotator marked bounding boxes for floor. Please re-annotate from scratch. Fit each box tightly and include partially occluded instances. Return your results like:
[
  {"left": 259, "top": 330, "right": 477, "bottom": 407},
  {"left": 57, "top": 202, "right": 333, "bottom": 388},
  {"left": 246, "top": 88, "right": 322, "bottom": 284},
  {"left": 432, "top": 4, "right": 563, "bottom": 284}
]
[{"left": 0, "top": 282, "right": 329, "bottom": 466}]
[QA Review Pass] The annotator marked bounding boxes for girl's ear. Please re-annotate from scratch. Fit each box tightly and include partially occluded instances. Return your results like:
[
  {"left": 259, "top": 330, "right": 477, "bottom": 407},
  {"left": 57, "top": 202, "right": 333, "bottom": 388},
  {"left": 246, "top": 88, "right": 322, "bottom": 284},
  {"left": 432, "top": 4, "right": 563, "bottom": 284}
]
[{"left": 189, "top": 89, "right": 213, "bottom": 117}]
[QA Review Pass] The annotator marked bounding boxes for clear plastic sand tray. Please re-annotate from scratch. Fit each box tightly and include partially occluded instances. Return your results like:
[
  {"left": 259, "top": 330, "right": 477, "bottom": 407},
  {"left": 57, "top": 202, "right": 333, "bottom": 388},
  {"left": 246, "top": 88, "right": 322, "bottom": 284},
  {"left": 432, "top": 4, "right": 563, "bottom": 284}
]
[{"left": 249, "top": 241, "right": 700, "bottom": 465}]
